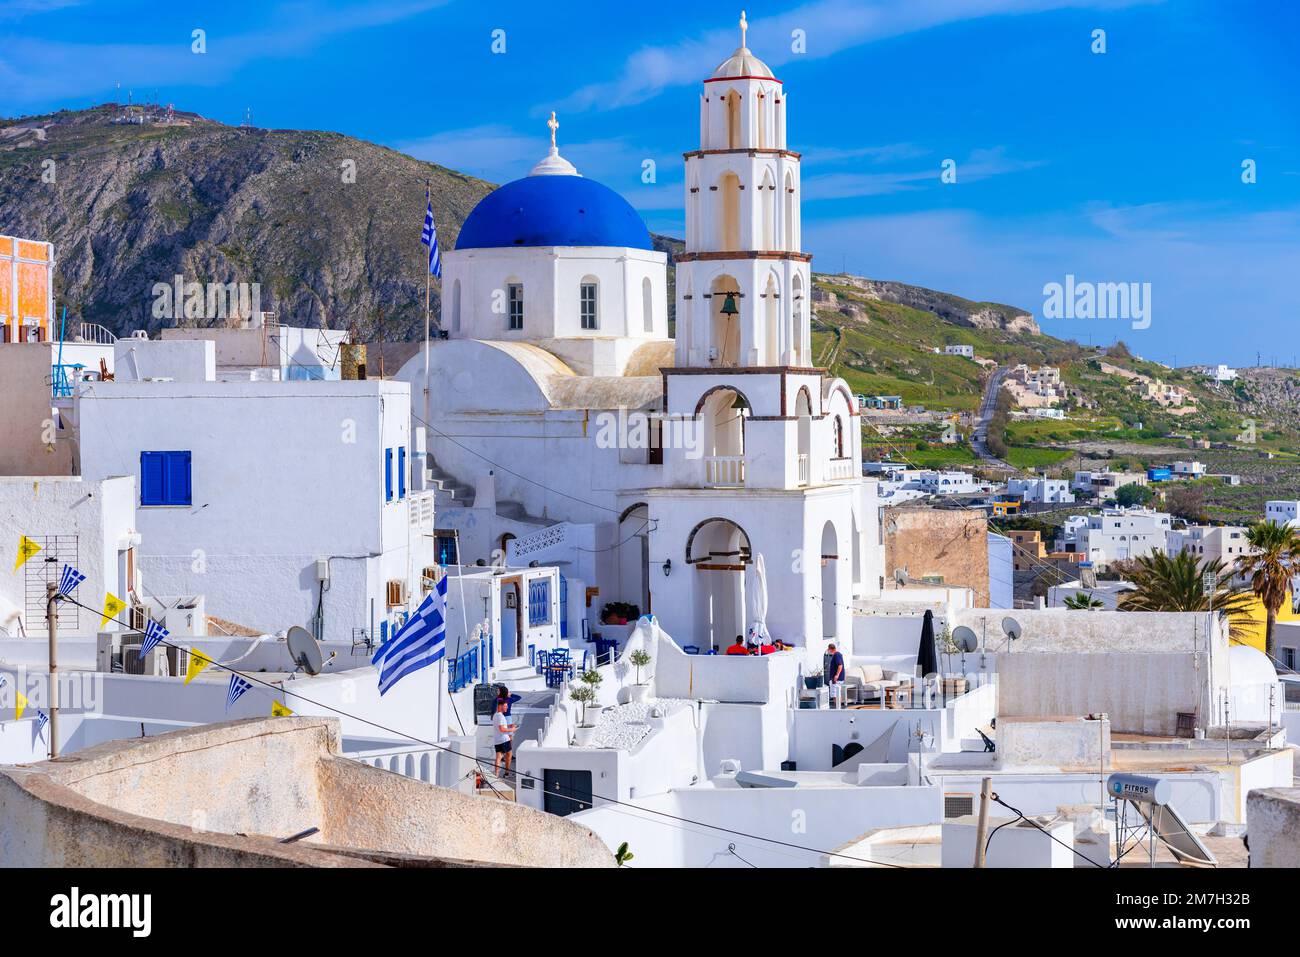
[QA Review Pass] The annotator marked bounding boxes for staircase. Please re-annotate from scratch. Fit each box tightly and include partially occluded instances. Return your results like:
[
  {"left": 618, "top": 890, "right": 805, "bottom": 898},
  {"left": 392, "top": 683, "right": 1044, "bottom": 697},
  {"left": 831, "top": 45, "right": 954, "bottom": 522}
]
[{"left": 426, "top": 463, "right": 474, "bottom": 509}]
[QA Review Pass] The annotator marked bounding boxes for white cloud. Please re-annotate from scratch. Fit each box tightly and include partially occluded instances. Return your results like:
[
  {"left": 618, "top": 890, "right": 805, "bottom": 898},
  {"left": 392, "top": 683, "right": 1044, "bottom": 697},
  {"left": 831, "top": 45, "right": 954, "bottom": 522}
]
[
  {"left": 553, "top": 0, "right": 1161, "bottom": 113},
  {"left": 1, "top": 0, "right": 449, "bottom": 105}
]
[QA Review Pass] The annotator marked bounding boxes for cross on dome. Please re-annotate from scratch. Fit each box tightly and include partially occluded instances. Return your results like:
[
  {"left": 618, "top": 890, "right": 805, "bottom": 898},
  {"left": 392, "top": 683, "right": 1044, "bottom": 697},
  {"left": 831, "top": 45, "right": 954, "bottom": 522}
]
[
  {"left": 739, "top": 10, "right": 747, "bottom": 48},
  {"left": 529, "top": 110, "right": 579, "bottom": 177}
]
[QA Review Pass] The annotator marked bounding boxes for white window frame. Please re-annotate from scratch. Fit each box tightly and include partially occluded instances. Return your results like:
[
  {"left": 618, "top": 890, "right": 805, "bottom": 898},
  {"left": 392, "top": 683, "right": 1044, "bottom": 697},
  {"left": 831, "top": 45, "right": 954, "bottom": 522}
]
[
  {"left": 507, "top": 283, "right": 524, "bottom": 331},
  {"left": 580, "top": 281, "right": 598, "bottom": 330}
]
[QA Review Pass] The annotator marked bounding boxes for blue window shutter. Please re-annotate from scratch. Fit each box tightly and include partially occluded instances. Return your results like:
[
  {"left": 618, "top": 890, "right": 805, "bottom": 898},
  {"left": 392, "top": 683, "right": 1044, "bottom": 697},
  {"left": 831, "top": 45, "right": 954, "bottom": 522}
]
[
  {"left": 140, "top": 452, "right": 165, "bottom": 505},
  {"left": 165, "top": 451, "right": 192, "bottom": 505},
  {"left": 398, "top": 447, "right": 406, "bottom": 499},
  {"left": 385, "top": 448, "right": 393, "bottom": 502},
  {"left": 560, "top": 575, "right": 569, "bottom": 638}
]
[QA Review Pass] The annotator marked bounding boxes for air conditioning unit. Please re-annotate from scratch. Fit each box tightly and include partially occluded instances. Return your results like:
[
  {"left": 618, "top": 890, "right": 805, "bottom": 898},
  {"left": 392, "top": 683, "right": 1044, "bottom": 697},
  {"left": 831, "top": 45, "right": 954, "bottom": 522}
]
[{"left": 707, "top": 347, "right": 719, "bottom": 361}]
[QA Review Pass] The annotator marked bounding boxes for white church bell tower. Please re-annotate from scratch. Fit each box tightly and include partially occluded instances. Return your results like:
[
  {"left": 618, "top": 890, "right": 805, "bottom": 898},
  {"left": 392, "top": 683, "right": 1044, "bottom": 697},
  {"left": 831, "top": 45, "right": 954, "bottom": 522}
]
[{"left": 676, "top": 10, "right": 811, "bottom": 369}]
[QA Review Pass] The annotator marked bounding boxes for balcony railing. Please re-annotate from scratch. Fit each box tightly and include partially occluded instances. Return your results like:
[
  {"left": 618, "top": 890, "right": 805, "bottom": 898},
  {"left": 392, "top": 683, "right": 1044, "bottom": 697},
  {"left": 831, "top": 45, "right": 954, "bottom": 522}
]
[
  {"left": 704, "top": 455, "right": 746, "bottom": 487},
  {"left": 826, "top": 457, "right": 854, "bottom": 481}
]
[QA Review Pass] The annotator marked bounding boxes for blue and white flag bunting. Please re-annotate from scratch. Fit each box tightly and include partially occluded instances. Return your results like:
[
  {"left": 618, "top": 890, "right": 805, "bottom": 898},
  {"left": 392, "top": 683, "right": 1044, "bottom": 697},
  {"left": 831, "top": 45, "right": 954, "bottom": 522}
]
[
  {"left": 140, "top": 618, "right": 170, "bottom": 657},
  {"left": 421, "top": 188, "right": 442, "bottom": 279},
  {"left": 35, "top": 710, "right": 48, "bottom": 736},
  {"left": 58, "top": 563, "right": 85, "bottom": 596},
  {"left": 372, "top": 573, "right": 447, "bottom": 696},
  {"left": 226, "top": 674, "right": 253, "bottom": 712}
]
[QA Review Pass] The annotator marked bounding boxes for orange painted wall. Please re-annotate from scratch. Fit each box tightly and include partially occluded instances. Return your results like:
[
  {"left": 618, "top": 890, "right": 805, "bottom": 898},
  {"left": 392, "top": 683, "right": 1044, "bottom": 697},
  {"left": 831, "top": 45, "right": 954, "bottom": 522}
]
[{"left": 0, "top": 234, "right": 53, "bottom": 341}]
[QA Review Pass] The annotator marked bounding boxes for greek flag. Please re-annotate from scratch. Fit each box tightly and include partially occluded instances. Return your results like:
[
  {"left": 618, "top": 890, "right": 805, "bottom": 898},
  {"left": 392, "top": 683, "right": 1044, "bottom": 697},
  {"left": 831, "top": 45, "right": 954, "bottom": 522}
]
[
  {"left": 140, "top": 618, "right": 170, "bottom": 657},
  {"left": 35, "top": 710, "right": 48, "bottom": 735},
  {"left": 226, "top": 674, "right": 253, "bottom": 712},
  {"left": 58, "top": 563, "right": 85, "bottom": 596},
  {"left": 421, "top": 188, "right": 442, "bottom": 279},
  {"left": 372, "top": 573, "right": 447, "bottom": 695}
]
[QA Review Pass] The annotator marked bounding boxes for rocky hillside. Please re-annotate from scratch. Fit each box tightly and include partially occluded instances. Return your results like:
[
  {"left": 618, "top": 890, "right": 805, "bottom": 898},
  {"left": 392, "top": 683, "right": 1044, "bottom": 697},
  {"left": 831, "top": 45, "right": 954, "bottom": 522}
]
[
  {"left": 820, "top": 273, "right": 1040, "bottom": 335},
  {"left": 0, "top": 105, "right": 494, "bottom": 341}
]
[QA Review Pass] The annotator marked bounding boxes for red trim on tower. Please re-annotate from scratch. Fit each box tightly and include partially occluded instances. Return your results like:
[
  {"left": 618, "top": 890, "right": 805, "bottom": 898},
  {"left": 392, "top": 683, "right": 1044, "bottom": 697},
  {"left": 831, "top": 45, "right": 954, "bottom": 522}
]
[{"left": 705, "top": 76, "right": 783, "bottom": 84}]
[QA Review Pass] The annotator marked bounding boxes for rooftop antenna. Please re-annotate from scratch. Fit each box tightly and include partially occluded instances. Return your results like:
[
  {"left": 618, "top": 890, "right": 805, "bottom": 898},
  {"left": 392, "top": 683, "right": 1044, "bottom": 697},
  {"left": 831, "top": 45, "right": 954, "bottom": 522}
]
[
  {"left": 1001, "top": 616, "right": 1021, "bottom": 653},
  {"left": 286, "top": 625, "right": 325, "bottom": 675}
]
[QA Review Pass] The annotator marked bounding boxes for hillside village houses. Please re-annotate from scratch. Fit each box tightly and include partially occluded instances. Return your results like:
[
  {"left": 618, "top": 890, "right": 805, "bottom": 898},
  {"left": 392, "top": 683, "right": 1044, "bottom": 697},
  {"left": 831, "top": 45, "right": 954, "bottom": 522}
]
[
  {"left": 0, "top": 13, "right": 1295, "bottom": 869},
  {"left": 1059, "top": 507, "right": 1173, "bottom": 568},
  {"left": 1266, "top": 500, "right": 1300, "bottom": 528}
]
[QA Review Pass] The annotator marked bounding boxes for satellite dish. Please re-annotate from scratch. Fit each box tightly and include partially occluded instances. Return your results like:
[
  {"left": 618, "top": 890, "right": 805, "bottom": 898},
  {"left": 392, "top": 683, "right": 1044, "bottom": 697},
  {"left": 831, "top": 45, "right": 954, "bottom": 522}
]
[
  {"left": 286, "top": 626, "right": 324, "bottom": 676},
  {"left": 1002, "top": 617, "right": 1022, "bottom": 641},
  {"left": 952, "top": 625, "right": 979, "bottom": 654},
  {"left": 893, "top": 567, "right": 909, "bottom": 586}
]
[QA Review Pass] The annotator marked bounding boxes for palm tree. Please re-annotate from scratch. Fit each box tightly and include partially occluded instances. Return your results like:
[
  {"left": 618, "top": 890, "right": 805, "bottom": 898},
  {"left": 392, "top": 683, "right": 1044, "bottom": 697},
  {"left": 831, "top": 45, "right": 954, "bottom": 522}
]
[
  {"left": 1063, "top": 591, "right": 1105, "bottom": 609},
  {"left": 1116, "top": 550, "right": 1253, "bottom": 641},
  {"left": 1238, "top": 521, "right": 1300, "bottom": 660}
]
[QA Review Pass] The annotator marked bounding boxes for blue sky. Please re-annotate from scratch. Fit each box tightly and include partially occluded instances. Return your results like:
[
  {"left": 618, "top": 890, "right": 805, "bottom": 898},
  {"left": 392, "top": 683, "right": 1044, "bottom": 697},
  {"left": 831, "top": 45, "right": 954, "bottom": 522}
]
[{"left": 2, "top": 0, "right": 1297, "bottom": 365}]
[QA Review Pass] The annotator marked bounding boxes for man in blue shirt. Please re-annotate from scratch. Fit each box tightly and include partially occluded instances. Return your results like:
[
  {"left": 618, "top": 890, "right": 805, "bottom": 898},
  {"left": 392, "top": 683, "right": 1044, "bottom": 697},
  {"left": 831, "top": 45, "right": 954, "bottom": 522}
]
[{"left": 826, "top": 643, "right": 846, "bottom": 708}]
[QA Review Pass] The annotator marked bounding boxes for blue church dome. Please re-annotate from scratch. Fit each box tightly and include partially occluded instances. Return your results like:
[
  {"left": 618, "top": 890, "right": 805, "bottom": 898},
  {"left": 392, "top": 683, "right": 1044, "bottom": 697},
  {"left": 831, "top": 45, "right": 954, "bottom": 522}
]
[{"left": 455, "top": 174, "right": 653, "bottom": 251}]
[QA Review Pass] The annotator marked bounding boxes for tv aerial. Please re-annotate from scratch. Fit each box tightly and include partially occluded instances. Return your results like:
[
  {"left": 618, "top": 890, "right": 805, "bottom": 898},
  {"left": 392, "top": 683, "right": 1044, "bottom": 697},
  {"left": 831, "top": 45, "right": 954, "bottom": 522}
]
[{"left": 286, "top": 625, "right": 325, "bottom": 676}]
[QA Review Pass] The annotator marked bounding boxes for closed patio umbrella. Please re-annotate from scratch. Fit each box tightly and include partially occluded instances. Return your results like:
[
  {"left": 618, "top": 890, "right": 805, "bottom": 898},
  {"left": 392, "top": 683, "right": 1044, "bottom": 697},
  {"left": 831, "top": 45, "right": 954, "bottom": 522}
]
[
  {"left": 917, "top": 609, "right": 939, "bottom": 677},
  {"left": 748, "top": 553, "right": 771, "bottom": 650}
]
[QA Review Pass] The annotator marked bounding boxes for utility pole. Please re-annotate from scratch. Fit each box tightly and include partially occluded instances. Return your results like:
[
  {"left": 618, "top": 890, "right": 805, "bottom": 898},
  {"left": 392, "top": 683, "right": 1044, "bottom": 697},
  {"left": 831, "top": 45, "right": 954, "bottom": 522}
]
[
  {"left": 974, "top": 776, "right": 993, "bottom": 867},
  {"left": 45, "top": 582, "right": 59, "bottom": 760}
]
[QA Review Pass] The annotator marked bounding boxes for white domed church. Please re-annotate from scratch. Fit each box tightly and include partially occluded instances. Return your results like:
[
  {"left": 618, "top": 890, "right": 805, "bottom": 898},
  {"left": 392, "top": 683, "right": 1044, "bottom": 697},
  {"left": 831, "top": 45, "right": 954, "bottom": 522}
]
[{"left": 396, "top": 14, "right": 882, "bottom": 661}]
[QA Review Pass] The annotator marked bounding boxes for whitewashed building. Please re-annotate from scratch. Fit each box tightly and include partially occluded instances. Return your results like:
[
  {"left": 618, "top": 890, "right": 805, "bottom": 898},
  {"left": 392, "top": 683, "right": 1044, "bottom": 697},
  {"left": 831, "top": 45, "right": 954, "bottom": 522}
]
[
  {"left": 1006, "top": 477, "right": 1074, "bottom": 504},
  {"left": 1064, "top": 507, "right": 1172, "bottom": 568},
  {"left": 1266, "top": 501, "right": 1300, "bottom": 528},
  {"left": 76, "top": 339, "right": 436, "bottom": 644},
  {"left": 0, "top": 475, "right": 139, "bottom": 638}
]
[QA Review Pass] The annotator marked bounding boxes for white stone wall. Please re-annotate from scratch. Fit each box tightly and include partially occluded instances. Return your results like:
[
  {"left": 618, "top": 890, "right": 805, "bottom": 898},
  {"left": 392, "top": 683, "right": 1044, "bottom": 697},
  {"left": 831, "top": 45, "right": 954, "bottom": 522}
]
[{"left": 76, "top": 379, "right": 430, "bottom": 642}]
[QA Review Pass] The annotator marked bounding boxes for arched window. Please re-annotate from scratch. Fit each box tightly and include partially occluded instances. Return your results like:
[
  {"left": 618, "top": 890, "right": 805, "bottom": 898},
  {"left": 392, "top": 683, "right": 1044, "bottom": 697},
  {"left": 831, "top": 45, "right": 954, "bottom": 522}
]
[
  {"left": 833, "top": 415, "right": 844, "bottom": 458},
  {"left": 719, "top": 173, "right": 741, "bottom": 250},
  {"left": 783, "top": 170, "right": 796, "bottom": 250},
  {"left": 725, "top": 89, "right": 741, "bottom": 149},
  {"left": 760, "top": 169, "right": 775, "bottom": 250},
  {"left": 580, "top": 276, "right": 598, "bottom": 330},
  {"left": 642, "top": 277, "right": 654, "bottom": 333}
]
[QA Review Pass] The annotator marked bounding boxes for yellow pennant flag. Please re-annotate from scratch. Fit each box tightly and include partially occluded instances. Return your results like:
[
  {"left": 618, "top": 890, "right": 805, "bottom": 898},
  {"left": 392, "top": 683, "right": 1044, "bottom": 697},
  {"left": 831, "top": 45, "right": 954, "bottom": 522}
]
[
  {"left": 99, "top": 592, "right": 126, "bottom": 629},
  {"left": 14, "top": 536, "right": 41, "bottom": 572},
  {"left": 271, "top": 700, "right": 293, "bottom": 717},
  {"left": 184, "top": 647, "right": 213, "bottom": 685},
  {"left": 15, "top": 691, "right": 27, "bottom": 721}
]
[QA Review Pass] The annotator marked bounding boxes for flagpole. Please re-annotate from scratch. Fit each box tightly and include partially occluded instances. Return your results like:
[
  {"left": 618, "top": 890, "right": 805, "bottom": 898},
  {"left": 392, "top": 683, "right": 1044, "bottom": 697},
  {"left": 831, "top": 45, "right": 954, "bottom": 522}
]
[
  {"left": 45, "top": 583, "right": 58, "bottom": 759},
  {"left": 423, "top": 180, "right": 432, "bottom": 427}
]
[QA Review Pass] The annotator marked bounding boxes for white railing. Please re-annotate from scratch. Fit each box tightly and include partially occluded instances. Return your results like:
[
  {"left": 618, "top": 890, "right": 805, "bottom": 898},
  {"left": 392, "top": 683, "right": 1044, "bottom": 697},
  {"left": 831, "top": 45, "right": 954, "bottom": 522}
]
[
  {"left": 74, "top": 322, "right": 117, "bottom": 344},
  {"left": 704, "top": 455, "right": 746, "bottom": 487},
  {"left": 349, "top": 745, "right": 439, "bottom": 783},
  {"left": 797, "top": 454, "right": 810, "bottom": 486},
  {"left": 826, "top": 457, "right": 854, "bottom": 481}
]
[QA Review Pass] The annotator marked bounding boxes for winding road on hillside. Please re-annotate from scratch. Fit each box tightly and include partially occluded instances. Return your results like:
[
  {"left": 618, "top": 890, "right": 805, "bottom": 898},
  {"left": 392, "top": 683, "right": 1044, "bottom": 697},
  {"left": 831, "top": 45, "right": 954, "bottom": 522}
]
[{"left": 971, "top": 365, "right": 1018, "bottom": 473}]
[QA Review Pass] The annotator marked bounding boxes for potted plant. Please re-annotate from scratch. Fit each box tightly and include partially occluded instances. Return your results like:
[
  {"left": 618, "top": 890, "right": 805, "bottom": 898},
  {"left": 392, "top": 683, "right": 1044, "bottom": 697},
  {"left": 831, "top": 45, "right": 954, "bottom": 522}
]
[
  {"left": 570, "top": 685, "right": 597, "bottom": 745},
  {"left": 804, "top": 667, "right": 824, "bottom": 690},
  {"left": 628, "top": 648, "right": 652, "bottom": 702},
  {"left": 600, "top": 602, "right": 641, "bottom": 625},
  {"left": 579, "top": 668, "right": 604, "bottom": 715}
]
